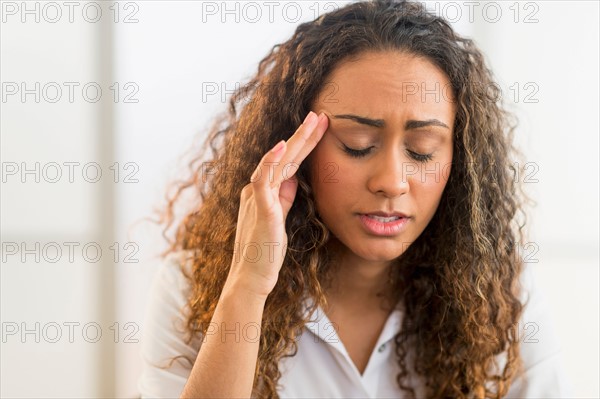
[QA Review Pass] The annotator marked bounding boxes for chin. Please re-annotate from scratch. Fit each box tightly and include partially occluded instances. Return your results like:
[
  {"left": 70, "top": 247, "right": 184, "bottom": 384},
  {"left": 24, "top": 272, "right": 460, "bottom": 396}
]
[{"left": 350, "top": 245, "right": 406, "bottom": 263}]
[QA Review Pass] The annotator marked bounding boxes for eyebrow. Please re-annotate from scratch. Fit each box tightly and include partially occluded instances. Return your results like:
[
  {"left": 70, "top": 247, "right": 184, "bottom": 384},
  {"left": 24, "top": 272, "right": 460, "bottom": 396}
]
[{"left": 331, "top": 114, "right": 450, "bottom": 130}]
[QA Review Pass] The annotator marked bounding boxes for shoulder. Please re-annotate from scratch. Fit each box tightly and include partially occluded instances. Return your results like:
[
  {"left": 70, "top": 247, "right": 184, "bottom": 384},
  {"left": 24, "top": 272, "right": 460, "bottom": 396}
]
[
  {"left": 138, "top": 250, "right": 200, "bottom": 398},
  {"left": 157, "top": 250, "right": 194, "bottom": 291},
  {"left": 142, "top": 250, "right": 197, "bottom": 341},
  {"left": 502, "top": 263, "right": 575, "bottom": 397},
  {"left": 516, "top": 263, "right": 561, "bottom": 365},
  {"left": 143, "top": 251, "right": 195, "bottom": 326},
  {"left": 154, "top": 250, "right": 195, "bottom": 289}
]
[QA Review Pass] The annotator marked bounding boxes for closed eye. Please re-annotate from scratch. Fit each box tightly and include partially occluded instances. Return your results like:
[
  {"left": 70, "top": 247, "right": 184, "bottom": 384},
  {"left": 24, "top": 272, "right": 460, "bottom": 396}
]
[
  {"left": 406, "top": 150, "right": 434, "bottom": 163},
  {"left": 342, "top": 144, "right": 433, "bottom": 163},
  {"left": 342, "top": 144, "right": 373, "bottom": 158}
]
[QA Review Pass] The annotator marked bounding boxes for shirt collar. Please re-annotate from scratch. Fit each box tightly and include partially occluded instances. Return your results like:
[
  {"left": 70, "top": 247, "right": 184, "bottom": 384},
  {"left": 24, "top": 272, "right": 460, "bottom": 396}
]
[{"left": 301, "top": 295, "right": 403, "bottom": 351}]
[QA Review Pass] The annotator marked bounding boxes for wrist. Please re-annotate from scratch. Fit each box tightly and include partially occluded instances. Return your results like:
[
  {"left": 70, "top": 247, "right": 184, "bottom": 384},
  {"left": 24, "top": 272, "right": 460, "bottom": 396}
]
[{"left": 221, "top": 277, "right": 270, "bottom": 304}]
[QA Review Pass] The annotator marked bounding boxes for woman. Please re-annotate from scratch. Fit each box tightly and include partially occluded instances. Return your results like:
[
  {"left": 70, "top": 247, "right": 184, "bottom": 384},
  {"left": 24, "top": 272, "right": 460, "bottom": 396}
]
[{"left": 138, "top": 0, "right": 573, "bottom": 397}]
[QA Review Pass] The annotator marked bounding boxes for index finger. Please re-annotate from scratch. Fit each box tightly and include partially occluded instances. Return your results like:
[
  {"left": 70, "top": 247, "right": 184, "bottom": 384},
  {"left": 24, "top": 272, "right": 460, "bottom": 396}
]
[{"left": 275, "top": 112, "right": 329, "bottom": 183}]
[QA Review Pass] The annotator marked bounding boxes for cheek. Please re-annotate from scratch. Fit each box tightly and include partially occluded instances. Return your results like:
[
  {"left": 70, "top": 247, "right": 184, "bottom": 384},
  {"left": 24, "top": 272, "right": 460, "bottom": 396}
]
[
  {"left": 312, "top": 157, "right": 351, "bottom": 201},
  {"left": 410, "top": 162, "right": 451, "bottom": 212},
  {"left": 418, "top": 149, "right": 452, "bottom": 188},
  {"left": 422, "top": 164, "right": 451, "bottom": 189},
  {"left": 310, "top": 145, "right": 360, "bottom": 212}
]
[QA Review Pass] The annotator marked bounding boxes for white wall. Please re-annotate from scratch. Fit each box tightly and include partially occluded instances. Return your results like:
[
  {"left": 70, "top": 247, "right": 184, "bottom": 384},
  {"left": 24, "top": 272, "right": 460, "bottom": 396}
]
[
  {"left": 1, "top": 1, "right": 598, "bottom": 397},
  {"left": 1, "top": 1, "right": 113, "bottom": 396}
]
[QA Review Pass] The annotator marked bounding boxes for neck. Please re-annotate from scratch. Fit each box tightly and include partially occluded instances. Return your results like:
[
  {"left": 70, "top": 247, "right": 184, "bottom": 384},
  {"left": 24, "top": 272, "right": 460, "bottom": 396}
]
[{"left": 324, "top": 238, "right": 396, "bottom": 310}]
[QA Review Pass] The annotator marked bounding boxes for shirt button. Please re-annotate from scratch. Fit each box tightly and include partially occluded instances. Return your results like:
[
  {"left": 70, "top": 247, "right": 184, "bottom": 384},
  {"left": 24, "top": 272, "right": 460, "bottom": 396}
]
[{"left": 378, "top": 344, "right": 386, "bottom": 352}]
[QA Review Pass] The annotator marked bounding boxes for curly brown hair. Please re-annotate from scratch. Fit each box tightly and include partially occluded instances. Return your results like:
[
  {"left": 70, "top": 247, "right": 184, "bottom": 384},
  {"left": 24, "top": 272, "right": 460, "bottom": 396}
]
[{"left": 157, "top": 0, "right": 534, "bottom": 397}]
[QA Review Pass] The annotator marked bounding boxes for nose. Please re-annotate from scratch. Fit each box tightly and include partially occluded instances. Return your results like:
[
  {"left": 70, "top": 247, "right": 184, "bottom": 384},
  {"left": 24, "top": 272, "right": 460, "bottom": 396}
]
[{"left": 366, "top": 147, "right": 411, "bottom": 198}]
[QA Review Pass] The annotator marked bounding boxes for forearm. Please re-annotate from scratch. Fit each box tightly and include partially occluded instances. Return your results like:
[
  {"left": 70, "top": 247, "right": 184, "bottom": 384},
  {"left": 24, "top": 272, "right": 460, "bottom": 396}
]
[{"left": 180, "top": 282, "right": 267, "bottom": 399}]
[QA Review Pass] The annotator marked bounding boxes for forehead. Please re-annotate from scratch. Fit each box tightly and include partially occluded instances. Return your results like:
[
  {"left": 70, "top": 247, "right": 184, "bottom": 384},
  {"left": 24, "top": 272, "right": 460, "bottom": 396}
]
[{"left": 313, "top": 51, "right": 456, "bottom": 122}]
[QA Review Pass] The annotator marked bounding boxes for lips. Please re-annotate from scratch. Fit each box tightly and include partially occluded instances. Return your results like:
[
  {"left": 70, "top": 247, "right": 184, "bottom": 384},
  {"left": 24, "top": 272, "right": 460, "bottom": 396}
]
[
  {"left": 364, "top": 215, "right": 399, "bottom": 223},
  {"left": 361, "top": 211, "right": 410, "bottom": 218},
  {"left": 358, "top": 213, "right": 410, "bottom": 236}
]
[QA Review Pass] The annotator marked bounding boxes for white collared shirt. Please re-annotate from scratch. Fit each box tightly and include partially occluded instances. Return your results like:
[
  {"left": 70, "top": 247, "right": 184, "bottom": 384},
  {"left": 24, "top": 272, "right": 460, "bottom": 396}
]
[{"left": 138, "top": 252, "right": 574, "bottom": 398}]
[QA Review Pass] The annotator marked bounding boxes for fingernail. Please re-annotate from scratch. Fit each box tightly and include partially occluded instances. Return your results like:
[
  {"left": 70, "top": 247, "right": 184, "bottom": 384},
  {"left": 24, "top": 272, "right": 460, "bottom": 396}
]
[
  {"left": 304, "top": 111, "right": 317, "bottom": 125},
  {"left": 271, "top": 140, "right": 285, "bottom": 154}
]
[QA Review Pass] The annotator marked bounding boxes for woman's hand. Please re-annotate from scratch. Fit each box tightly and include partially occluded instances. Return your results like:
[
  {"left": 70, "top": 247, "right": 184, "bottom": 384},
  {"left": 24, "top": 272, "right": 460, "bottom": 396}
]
[{"left": 224, "top": 111, "right": 329, "bottom": 299}]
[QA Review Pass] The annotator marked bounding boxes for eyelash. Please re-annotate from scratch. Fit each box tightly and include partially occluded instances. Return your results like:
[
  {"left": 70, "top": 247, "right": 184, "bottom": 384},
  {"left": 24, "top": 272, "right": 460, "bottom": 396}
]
[{"left": 342, "top": 144, "right": 433, "bottom": 163}]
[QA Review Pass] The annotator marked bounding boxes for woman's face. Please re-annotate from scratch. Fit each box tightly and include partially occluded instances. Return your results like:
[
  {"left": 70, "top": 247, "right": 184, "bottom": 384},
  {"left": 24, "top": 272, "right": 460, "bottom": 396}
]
[{"left": 308, "top": 50, "right": 456, "bottom": 265}]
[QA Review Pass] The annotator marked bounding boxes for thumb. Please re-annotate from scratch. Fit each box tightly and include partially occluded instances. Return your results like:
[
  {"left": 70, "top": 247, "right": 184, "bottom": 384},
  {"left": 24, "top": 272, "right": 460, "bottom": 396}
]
[{"left": 279, "top": 176, "right": 299, "bottom": 219}]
